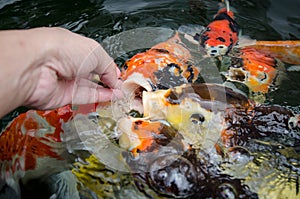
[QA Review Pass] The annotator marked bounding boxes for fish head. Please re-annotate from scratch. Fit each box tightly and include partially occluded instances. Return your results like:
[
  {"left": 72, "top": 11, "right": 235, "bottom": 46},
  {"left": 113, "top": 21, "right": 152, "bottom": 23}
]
[
  {"left": 142, "top": 84, "right": 250, "bottom": 146},
  {"left": 226, "top": 48, "right": 278, "bottom": 94},
  {"left": 119, "top": 34, "right": 199, "bottom": 115},
  {"left": 118, "top": 117, "right": 180, "bottom": 159}
]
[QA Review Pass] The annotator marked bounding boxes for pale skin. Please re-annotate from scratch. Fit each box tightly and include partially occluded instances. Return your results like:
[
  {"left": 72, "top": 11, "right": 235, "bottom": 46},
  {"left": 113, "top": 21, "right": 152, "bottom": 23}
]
[{"left": 0, "top": 27, "right": 123, "bottom": 118}]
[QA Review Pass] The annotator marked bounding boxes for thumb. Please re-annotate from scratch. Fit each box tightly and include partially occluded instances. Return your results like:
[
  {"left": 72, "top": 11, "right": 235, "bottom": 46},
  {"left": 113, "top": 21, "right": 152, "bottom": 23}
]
[{"left": 72, "top": 78, "right": 123, "bottom": 105}]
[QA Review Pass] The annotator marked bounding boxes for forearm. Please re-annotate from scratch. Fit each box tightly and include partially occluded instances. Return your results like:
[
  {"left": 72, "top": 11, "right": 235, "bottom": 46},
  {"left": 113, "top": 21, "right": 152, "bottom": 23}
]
[{"left": 0, "top": 28, "right": 48, "bottom": 118}]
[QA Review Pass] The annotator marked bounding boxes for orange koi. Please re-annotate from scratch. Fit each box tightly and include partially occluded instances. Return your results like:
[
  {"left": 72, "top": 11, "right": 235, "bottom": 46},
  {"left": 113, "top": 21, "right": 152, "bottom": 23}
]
[
  {"left": 0, "top": 105, "right": 73, "bottom": 175},
  {"left": 118, "top": 117, "right": 180, "bottom": 159},
  {"left": 0, "top": 103, "right": 101, "bottom": 198},
  {"left": 246, "top": 40, "right": 300, "bottom": 65},
  {"left": 226, "top": 47, "right": 278, "bottom": 93},
  {"left": 120, "top": 32, "right": 200, "bottom": 93},
  {"left": 200, "top": 7, "right": 239, "bottom": 57},
  {"left": 196, "top": 1, "right": 283, "bottom": 95}
]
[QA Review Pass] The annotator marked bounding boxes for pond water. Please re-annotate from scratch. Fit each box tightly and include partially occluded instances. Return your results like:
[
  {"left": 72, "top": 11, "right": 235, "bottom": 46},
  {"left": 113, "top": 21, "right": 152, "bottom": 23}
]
[
  {"left": 0, "top": 0, "right": 300, "bottom": 198},
  {"left": 0, "top": 0, "right": 300, "bottom": 106}
]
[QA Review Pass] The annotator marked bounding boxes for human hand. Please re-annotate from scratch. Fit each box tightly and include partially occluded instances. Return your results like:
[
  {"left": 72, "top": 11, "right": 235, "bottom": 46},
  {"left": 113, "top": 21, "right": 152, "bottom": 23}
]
[
  {"left": 24, "top": 27, "right": 123, "bottom": 109},
  {"left": 0, "top": 27, "right": 122, "bottom": 116}
]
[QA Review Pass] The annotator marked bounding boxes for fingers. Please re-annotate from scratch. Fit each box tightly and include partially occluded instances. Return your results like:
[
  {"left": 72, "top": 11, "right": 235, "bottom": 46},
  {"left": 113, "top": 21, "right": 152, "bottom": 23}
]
[
  {"left": 30, "top": 77, "right": 122, "bottom": 110},
  {"left": 71, "top": 78, "right": 123, "bottom": 105},
  {"left": 87, "top": 44, "right": 122, "bottom": 89},
  {"left": 25, "top": 27, "right": 124, "bottom": 109}
]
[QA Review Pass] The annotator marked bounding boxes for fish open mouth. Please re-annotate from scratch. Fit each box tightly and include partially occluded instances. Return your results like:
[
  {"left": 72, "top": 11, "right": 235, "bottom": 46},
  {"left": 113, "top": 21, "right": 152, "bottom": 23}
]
[
  {"left": 120, "top": 73, "right": 154, "bottom": 114},
  {"left": 227, "top": 68, "right": 246, "bottom": 82}
]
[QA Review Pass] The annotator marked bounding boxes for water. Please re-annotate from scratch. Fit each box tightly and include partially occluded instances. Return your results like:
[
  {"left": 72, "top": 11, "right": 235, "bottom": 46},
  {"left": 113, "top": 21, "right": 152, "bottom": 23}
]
[
  {"left": 0, "top": 0, "right": 299, "bottom": 106},
  {"left": 0, "top": 0, "right": 300, "bottom": 198}
]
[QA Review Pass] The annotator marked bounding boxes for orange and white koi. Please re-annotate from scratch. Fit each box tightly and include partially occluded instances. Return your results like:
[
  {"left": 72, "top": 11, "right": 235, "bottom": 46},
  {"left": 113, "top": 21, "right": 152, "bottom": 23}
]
[
  {"left": 225, "top": 47, "right": 278, "bottom": 93},
  {"left": 0, "top": 105, "right": 74, "bottom": 197},
  {"left": 0, "top": 103, "right": 101, "bottom": 198},
  {"left": 199, "top": 6, "right": 239, "bottom": 57},
  {"left": 120, "top": 32, "right": 200, "bottom": 95}
]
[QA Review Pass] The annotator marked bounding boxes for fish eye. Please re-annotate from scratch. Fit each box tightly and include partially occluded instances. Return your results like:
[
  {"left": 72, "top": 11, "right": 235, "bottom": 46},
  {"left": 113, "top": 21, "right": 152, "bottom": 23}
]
[
  {"left": 190, "top": 113, "right": 205, "bottom": 124},
  {"left": 133, "top": 120, "right": 144, "bottom": 130},
  {"left": 123, "top": 63, "right": 128, "bottom": 70},
  {"left": 134, "top": 120, "right": 143, "bottom": 125}
]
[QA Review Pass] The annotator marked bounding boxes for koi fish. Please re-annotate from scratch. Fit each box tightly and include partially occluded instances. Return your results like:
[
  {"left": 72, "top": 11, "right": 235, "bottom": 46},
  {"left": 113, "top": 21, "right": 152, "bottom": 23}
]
[
  {"left": 0, "top": 103, "right": 101, "bottom": 199},
  {"left": 120, "top": 32, "right": 200, "bottom": 95},
  {"left": 199, "top": 4, "right": 239, "bottom": 57},
  {"left": 116, "top": 83, "right": 300, "bottom": 197},
  {"left": 141, "top": 83, "right": 300, "bottom": 148},
  {"left": 246, "top": 40, "right": 300, "bottom": 65},
  {"left": 192, "top": 0, "right": 300, "bottom": 95},
  {"left": 225, "top": 47, "right": 279, "bottom": 94}
]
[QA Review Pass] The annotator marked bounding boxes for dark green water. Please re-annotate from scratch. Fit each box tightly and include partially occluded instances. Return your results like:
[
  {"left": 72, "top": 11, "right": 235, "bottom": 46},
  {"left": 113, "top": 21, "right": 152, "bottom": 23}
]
[{"left": 1, "top": 0, "right": 300, "bottom": 40}]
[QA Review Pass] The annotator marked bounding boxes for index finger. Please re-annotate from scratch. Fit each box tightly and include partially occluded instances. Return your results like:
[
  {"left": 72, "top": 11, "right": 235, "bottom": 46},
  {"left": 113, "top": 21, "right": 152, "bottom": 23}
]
[{"left": 90, "top": 44, "right": 122, "bottom": 89}]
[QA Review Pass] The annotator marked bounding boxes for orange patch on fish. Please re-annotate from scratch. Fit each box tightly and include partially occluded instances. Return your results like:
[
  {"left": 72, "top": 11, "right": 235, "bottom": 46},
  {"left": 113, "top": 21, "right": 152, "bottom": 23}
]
[
  {"left": 248, "top": 40, "right": 300, "bottom": 65},
  {"left": 129, "top": 120, "right": 163, "bottom": 157},
  {"left": 240, "top": 47, "right": 278, "bottom": 93},
  {"left": 121, "top": 32, "right": 199, "bottom": 85},
  {"left": 0, "top": 105, "right": 73, "bottom": 173}
]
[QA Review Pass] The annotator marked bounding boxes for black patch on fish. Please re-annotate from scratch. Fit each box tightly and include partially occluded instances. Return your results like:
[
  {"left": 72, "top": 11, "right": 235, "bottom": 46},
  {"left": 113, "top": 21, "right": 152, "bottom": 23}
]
[
  {"left": 134, "top": 120, "right": 144, "bottom": 130},
  {"left": 186, "top": 65, "right": 195, "bottom": 83},
  {"left": 153, "top": 48, "right": 170, "bottom": 54},
  {"left": 260, "top": 72, "right": 268, "bottom": 82},
  {"left": 154, "top": 63, "right": 187, "bottom": 89},
  {"left": 168, "top": 63, "right": 181, "bottom": 71},
  {"left": 213, "top": 12, "right": 239, "bottom": 34},
  {"left": 229, "top": 20, "right": 239, "bottom": 34},
  {"left": 200, "top": 34, "right": 210, "bottom": 47},
  {"left": 216, "top": 37, "right": 226, "bottom": 42}
]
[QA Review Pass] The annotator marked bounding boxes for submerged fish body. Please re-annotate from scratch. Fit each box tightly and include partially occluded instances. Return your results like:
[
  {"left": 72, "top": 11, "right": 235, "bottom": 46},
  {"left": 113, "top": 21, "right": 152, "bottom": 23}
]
[
  {"left": 246, "top": 40, "right": 300, "bottom": 65},
  {"left": 0, "top": 104, "right": 100, "bottom": 198},
  {"left": 0, "top": 106, "right": 73, "bottom": 179}
]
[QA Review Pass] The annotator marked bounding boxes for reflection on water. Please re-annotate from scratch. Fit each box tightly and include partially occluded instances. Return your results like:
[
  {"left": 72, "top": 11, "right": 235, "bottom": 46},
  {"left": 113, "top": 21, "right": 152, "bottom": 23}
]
[{"left": 0, "top": 0, "right": 300, "bottom": 198}]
